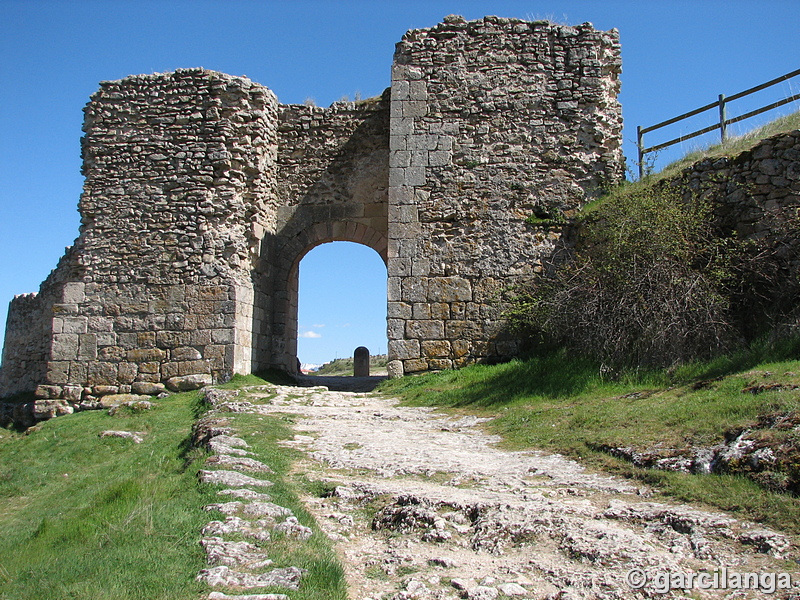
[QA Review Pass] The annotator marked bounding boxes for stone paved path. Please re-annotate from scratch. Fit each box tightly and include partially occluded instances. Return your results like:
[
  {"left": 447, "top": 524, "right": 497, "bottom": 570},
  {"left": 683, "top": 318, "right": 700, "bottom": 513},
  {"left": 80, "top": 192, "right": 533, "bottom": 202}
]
[{"left": 206, "top": 382, "right": 799, "bottom": 600}]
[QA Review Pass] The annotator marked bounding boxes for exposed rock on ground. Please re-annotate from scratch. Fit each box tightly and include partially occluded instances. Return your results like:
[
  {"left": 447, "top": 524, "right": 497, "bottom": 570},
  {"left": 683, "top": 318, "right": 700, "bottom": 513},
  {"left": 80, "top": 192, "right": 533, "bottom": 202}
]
[
  {"left": 600, "top": 408, "right": 800, "bottom": 495},
  {"left": 193, "top": 388, "right": 314, "bottom": 600},
  {"left": 222, "top": 382, "right": 799, "bottom": 600}
]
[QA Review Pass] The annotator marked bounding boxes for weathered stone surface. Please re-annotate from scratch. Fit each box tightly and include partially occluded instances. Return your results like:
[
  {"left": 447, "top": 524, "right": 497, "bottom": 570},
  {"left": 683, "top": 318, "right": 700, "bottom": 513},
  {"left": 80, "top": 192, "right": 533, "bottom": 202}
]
[
  {"left": 99, "top": 430, "right": 146, "bottom": 443},
  {"left": 198, "top": 470, "right": 274, "bottom": 489},
  {"left": 206, "top": 455, "right": 274, "bottom": 473},
  {"left": 202, "top": 516, "right": 272, "bottom": 543},
  {"left": 166, "top": 374, "right": 213, "bottom": 392},
  {"left": 273, "top": 516, "right": 313, "bottom": 540},
  {"left": 196, "top": 565, "right": 304, "bottom": 590},
  {"left": 35, "top": 385, "right": 62, "bottom": 399},
  {"left": 98, "top": 393, "right": 151, "bottom": 408},
  {"left": 33, "top": 399, "right": 73, "bottom": 420},
  {"left": 201, "top": 536, "right": 274, "bottom": 570},
  {"left": 107, "top": 400, "right": 155, "bottom": 415},
  {"left": 1, "top": 17, "right": 625, "bottom": 395},
  {"left": 130, "top": 381, "right": 167, "bottom": 395},
  {"left": 201, "top": 387, "right": 241, "bottom": 407}
]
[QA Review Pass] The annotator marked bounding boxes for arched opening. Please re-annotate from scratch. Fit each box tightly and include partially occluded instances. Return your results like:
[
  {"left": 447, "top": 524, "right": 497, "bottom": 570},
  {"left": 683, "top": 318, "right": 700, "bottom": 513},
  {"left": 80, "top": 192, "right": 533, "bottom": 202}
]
[
  {"left": 296, "top": 241, "right": 387, "bottom": 373},
  {"left": 261, "top": 220, "right": 389, "bottom": 375}
]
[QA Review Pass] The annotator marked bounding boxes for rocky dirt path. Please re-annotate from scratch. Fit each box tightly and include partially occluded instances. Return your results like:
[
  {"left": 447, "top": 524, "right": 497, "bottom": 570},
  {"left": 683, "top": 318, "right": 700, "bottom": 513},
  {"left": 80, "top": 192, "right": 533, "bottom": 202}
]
[{"left": 230, "top": 382, "right": 797, "bottom": 600}]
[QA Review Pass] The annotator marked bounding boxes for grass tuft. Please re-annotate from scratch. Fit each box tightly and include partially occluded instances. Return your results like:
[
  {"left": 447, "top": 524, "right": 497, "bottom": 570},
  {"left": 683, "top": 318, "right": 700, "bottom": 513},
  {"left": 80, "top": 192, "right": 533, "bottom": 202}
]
[
  {"left": 379, "top": 342, "right": 800, "bottom": 534},
  {"left": 0, "top": 385, "right": 347, "bottom": 599}
]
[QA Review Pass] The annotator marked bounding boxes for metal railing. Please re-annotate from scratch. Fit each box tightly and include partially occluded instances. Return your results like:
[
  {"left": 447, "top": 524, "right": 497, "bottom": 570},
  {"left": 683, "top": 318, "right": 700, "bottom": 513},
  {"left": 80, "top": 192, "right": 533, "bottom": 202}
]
[{"left": 636, "top": 67, "right": 800, "bottom": 179}]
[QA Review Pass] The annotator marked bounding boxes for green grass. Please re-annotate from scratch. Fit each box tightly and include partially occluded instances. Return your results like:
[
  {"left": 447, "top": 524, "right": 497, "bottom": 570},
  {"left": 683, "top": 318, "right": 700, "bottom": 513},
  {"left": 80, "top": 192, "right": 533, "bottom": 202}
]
[
  {"left": 311, "top": 355, "right": 388, "bottom": 377},
  {"left": 646, "top": 109, "right": 800, "bottom": 182},
  {"left": 0, "top": 391, "right": 210, "bottom": 600},
  {"left": 0, "top": 376, "right": 346, "bottom": 600},
  {"left": 379, "top": 343, "right": 800, "bottom": 535}
]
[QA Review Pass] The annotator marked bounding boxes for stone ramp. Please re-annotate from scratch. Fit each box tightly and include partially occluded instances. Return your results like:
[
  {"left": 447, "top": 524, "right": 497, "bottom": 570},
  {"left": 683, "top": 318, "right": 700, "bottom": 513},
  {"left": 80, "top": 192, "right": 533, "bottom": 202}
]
[
  {"left": 193, "top": 387, "right": 312, "bottom": 600},
  {"left": 292, "top": 374, "right": 387, "bottom": 393},
  {"left": 229, "top": 382, "right": 798, "bottom": 600}
]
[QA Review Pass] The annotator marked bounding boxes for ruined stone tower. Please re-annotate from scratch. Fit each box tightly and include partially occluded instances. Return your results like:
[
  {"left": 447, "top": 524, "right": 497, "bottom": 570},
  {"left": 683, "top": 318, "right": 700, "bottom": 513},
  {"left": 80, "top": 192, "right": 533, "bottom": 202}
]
[{"left": 0, "top": 16, "right": 622, "bottom": 401}]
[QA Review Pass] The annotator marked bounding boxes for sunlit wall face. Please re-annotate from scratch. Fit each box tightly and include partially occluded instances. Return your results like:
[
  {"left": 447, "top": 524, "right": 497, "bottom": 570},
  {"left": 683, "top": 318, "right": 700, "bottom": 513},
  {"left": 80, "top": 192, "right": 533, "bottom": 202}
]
[{"left": 297, "top": 241, "right": 387, "bottom": 368}]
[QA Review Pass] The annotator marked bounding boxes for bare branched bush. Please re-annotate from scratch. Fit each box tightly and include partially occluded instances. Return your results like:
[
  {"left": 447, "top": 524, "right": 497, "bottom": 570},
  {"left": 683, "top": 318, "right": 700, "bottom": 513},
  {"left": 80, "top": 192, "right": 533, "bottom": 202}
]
[{"left": 512, "top": 186, "right": 736, "bottom": 368}]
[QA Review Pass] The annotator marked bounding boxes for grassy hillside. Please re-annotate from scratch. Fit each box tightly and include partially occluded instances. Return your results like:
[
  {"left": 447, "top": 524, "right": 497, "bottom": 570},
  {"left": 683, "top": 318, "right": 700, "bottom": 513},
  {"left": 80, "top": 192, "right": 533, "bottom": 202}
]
[
  {"left": 0, "top": 378, "right": 345, "bottom": 600},
  {"left": 379, "top": 342, "right": 800, "bottom": 535},
  {"left": 311, "top": 354, "right": 388, "bottom": 376},
  {"left": 646, "top": 109, "right": 800, "bottom": 181}
]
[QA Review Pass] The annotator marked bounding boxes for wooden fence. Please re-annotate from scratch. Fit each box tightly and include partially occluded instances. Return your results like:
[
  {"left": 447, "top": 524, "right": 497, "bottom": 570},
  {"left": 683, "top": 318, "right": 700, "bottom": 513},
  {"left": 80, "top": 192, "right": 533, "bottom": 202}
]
[{"left": 637, "top": 67, "right": 800, "bottom": 179}]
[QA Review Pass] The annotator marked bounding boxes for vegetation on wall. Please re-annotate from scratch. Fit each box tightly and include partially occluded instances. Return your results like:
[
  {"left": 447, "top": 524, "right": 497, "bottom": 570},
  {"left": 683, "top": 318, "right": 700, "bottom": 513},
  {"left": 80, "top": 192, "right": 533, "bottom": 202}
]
[{"left": 511, "top": 176, "right": 800, "bottom": 369}]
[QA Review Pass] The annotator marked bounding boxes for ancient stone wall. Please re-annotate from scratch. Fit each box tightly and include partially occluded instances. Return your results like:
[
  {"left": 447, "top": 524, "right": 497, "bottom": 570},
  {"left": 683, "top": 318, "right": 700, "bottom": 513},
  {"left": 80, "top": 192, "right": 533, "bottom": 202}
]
[
  {"left": 386, "top": 15, "right": 623, "bottom": 376},
  {"left": 267, "top": 96, "right": 390, "bottom": 370},
  {"left": 0, "top": 16, "right": 625, "bottom": 402},
  {"left": 0, "top": 69, "right": 281, "bottom": 401},
  {"left": 0, "top": 294, "right": 51, "bottom": 396},
  {"left": 666, "top": 130, "right": 800, "bottom": 239},
  {"left": 0, "top": 248, "right": 78, "bottom": 397}
]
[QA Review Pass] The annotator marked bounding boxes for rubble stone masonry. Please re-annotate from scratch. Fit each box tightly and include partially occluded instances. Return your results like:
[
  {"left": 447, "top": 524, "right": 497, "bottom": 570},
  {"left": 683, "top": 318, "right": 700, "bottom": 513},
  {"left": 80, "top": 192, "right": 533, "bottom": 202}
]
[{"left": 0, "top": 16, "right": 624, "bottom": 401}]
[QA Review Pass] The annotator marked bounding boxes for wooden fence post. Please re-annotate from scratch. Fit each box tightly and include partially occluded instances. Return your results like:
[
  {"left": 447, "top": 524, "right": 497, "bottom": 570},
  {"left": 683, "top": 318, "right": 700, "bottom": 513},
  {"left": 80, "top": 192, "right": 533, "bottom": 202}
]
[
  {"left": 637, "top": 125, "right": 644, "bottom": 180},
  {"left": 719, "top": 94, "right": 728, "bottom": 143}
]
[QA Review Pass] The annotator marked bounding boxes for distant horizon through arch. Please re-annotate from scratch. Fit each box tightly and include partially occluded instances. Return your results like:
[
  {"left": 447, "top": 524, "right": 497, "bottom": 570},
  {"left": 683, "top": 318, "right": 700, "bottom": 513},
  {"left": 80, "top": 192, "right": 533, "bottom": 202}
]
[{"left": 296, "top": 241, "right": 388, "bottom": 368}]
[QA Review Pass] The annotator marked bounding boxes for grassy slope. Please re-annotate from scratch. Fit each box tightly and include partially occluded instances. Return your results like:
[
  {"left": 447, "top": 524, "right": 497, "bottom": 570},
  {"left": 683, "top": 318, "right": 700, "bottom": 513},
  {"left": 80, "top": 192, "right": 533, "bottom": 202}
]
[
  {"left": 311, "top": 355, "right": 388, "bottom": 377},
  {"left": 0, "top": 378, "right": 346, "bottom": 600},
  {"left": 647, "top": 109, "right": 800, "bottom": 182},
  {"left": 379, "top": 345, "right": 800, "bottom": 535},
  {"left": 0, "top": 392, "right": 209, "bottom": 600}
]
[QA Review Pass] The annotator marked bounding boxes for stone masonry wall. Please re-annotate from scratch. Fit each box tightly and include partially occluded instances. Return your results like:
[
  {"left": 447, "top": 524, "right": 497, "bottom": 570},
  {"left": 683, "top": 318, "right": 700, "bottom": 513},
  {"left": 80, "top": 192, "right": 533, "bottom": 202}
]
[
  {"left": 2, "top": 69, "right": 281, "bottom": 401},
  {"left": 666, "top": 130, "right": 800, "bottom": 239},
  {"left": 386, "top": 15, "right": 624, "bottom": 376},
  {"left": 0, "top": 248, "right": 77, "bottom": 397},
  {"left": 267, "top": 96, "right": 390, "bottom": 371},
  {"left": 1, "top": 16, "right": 626, "bottom": 401},
  {"left": 0, "top": 294, "right": 51, "bottom": 397}
]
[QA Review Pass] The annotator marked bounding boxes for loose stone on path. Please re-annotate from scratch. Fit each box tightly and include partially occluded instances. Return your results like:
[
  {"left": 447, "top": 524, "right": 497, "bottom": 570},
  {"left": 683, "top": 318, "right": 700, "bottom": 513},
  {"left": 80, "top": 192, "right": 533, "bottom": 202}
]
[{"left": 229, "top": 381, "right": 798, "bottom": 600}]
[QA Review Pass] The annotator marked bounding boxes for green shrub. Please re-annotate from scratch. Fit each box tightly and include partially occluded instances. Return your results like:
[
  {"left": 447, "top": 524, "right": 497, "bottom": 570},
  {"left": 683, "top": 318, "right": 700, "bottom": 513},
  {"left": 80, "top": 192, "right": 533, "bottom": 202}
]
[{"left": 513, "top": 185, "right": 734, "bottom": 368}]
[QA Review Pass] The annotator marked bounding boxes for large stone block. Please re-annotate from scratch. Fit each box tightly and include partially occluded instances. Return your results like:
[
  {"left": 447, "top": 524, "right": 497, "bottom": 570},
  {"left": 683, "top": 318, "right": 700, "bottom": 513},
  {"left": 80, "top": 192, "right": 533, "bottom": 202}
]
[
  {"left": 62, "top": 316, "right": 88, "bottom": 334},
  {"left": 131, "top": 381, "right": 167, "bottom": 395},
  {"left": 78, "top": 334, "right": 98, "bottom": 360},
  {"left": 165, "top": 373, "right": 213, "bottom": 392},
  {"left": 172, "top": 346, "right": 202, "bottom": 361},
  {"left": 88, "top": 361, "right": 119, "bottom": 386},
  {"left": 62, "top": 282, "right": 86, "bottom": 304},
  {"left": 35, "top": 385, "right": 62, "bottom": 399},
  {"left": 445, "top": 320, "right": 481, "bottom": 340},
  {"left": 118, "top": 362, "right": 138, "bottom": 384},
  {"left": 402, "top": 358, "right": 428, "bottom": 373},
  {"left": 387, "top": 302, "right": 412, "bottom": 319},
  {"left": 421, "top": 340, "right": 450, "bottom": 358},
  {"left": 428, "top": 277, "right": 472, "bottom": 302},
  {"left": 389, "top": 339, "right": 420, "bottom": 360},
  {"left": 401, "top": 277, "right": 428, "bottom": 302},
  {"left": 51, "top": 334, "right": 79, "bottom": 361},
  {"left": 127, "top": 348, "right": 167, "bottom": 362},
  {"left": 161, "top": 360, "right": 211, "bottom": 379},
  {"left": 33, "top": 399, "right": 73, "bottom": 420},
  {"left": 406, "top": 319, "right": 444, "bottom": 340}
]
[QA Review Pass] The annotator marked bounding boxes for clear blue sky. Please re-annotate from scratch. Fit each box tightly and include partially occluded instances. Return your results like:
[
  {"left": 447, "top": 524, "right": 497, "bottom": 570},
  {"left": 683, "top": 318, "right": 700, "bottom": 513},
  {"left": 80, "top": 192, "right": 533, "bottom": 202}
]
[{"left": 2, "top": 0, "right": 800, "bottom": 366}]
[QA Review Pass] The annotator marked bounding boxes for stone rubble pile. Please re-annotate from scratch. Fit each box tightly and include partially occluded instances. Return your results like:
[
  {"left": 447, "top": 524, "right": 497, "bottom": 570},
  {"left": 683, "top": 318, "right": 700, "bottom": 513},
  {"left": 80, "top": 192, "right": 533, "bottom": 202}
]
[{"left": 193, "top": 386, "right": 312, "bottom": 600}]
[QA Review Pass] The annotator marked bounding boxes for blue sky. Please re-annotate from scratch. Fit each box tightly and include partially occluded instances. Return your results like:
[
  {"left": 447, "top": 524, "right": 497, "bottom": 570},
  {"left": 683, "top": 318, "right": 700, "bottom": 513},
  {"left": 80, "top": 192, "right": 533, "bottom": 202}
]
[{"left": 2, "top": 0, "right": 800, "bottom": 366}]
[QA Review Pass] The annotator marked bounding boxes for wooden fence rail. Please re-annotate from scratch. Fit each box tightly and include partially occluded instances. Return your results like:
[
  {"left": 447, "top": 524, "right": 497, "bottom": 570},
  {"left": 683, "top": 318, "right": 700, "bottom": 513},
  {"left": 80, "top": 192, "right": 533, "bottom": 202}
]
[{"left": 637, "top": 67, "right": 800, "bottom": 179}]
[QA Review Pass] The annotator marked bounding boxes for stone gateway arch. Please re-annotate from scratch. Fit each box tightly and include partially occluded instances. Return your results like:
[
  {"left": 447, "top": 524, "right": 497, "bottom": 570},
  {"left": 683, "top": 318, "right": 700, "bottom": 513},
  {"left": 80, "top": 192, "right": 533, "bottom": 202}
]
[{"left": 0, "top": 16, "right": 623, "bottom": 402}]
